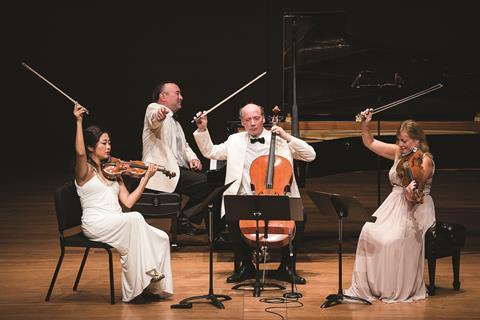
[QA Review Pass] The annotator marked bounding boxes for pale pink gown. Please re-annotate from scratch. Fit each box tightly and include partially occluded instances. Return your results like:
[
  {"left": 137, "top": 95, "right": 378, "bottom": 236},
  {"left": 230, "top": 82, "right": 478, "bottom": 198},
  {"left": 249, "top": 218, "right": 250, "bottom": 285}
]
[{"left": 346, "top": 156, "right": 435, "bottom": 303}]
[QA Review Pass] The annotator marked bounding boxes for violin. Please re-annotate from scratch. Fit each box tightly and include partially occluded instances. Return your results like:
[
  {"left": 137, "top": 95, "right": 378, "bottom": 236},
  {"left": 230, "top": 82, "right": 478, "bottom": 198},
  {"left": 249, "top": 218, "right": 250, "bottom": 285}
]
[
  {"left": 396, "top": 148, "right": 425, "bottom": 204},
  {"left": 239, "top": 106, "right": 296, "bottom": 249},
  {"left": 102, "top": 157, "right": 175, "bottom": 180}
]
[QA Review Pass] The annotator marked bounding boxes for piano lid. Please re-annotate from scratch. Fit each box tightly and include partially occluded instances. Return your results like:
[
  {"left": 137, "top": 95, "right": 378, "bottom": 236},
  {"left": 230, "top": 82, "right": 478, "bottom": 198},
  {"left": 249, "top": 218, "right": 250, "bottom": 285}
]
[{"left": 283, "top": 10, "right": 480, "bottom": 122}]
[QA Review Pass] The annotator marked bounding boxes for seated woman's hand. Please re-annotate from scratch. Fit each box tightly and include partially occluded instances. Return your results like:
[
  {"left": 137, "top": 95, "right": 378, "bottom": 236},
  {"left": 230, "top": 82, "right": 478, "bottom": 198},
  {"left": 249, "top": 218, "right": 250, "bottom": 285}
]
[
  {"left": 73, "top": 102, "right": 88, "bottom": 120},
  {"left": 144, "top": 164, "right": 158, "bottom": 179},
  {"left": 404, "top": 180, "right": 417, "bottom": 202},
  {"left": 360, "top": 108, "right": 373, "bottom": 123}
]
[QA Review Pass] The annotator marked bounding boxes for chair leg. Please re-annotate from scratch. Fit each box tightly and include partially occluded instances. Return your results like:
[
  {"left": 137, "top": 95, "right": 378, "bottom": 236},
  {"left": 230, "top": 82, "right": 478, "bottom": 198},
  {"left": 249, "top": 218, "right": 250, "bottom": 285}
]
[
  {"left": 45, "top": 246, "right": 65, "bottom": 301},
  {"left": 171, "top": 214, "right": 178, "bottom": 249},
  {"left": 107, "top": 249, "right": 115, "bottom": 304},
  {"left": 73, "top": 248, "right": 90, "bottom": 291},
  {"left": 452, "top": 250, "right": 461, "bottom": 291},
  {"left": 427, "top": 257, "right": 436, "bottom": 296},
  {"left": 234, "top": 255, "right": 241, "bottom": 273}
]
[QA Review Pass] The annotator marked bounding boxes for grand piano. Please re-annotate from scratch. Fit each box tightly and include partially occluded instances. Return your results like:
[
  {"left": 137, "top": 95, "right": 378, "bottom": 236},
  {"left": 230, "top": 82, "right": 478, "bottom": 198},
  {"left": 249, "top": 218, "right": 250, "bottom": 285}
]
[{"left": 278, "top": 11, "right": 480, "bottom": 179}]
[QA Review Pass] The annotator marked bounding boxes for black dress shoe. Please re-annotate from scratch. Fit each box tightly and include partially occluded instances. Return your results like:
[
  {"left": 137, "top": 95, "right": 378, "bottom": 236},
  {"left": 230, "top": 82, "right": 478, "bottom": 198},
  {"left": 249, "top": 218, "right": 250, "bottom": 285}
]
[
  {"left": 141, "top": 291, "right": 163, "bottom": 301},
  {"left": 213, "top": 234, "right": 231, "bottom": 251},
  {"left": 177, "top": 221, "right": 206, "bottom": 236},
  {"left": 128, "top": 294, "right": 147, "bottom": 304},
  {"left": 226, "top": 263, "right": 256, "bottom": 283},
  {"left": 275, "top": 265, "right": 306, "bottom": 285}
]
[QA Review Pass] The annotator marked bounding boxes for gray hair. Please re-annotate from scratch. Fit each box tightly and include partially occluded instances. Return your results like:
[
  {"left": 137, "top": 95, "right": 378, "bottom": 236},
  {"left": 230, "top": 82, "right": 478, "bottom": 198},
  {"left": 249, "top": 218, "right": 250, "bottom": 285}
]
[{"left": 238, "top": 103, "right": 265, "bottom": 119}]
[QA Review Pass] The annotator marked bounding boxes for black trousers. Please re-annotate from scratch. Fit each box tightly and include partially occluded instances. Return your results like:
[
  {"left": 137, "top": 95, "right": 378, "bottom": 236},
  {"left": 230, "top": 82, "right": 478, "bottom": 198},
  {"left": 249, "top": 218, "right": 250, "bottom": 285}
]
[
  {"left": 229, "top": 213, "right": 306, "bottom": 272},
  {"left": 156, "top": 167, "right": 223, "bottom": 232},
  {"left": 173, "top": 167, "right": 209, "bottom": 225}
]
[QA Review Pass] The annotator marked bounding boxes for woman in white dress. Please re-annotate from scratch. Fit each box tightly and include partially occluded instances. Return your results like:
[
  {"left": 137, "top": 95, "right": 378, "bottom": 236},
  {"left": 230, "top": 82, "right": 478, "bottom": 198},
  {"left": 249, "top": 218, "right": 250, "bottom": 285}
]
[
  {"left": 346, "top": 108, "right": 436, "bottom": 303},
  {"left": 73, "top": 103, "right": 173, "bottom": 303}
]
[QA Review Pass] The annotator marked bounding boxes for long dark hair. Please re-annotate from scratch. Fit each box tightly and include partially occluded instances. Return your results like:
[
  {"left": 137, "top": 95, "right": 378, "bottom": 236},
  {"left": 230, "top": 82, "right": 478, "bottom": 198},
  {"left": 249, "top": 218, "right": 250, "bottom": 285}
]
[{"left": 84, "top": 125, "right": 110, "bottom": 170}]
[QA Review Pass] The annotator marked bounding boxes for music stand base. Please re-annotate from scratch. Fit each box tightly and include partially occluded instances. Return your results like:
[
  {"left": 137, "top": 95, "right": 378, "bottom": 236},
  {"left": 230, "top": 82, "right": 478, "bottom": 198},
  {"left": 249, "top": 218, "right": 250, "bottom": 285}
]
[
  {"left": 320, "top": 293, "right": 372, "bottom": 308},
  {"left": 171, "top": 183, "right": 234, "bottom": 309},
  {"left": 172, "top": 294, "right": 232, "bottom": 309},
  {"left": 283, "top": 291, "right": 302, "bottom": 299},
  {"left": 232, "top": 281, "right": 285, "bottom": 297}
]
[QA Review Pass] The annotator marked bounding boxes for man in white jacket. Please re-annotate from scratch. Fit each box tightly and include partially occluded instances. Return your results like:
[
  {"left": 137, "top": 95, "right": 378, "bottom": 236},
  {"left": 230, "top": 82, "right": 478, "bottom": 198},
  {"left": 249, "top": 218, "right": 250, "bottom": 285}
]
[
  {"left": 142, "top": 82, "right": 209, "bottom": 235},
  {"left": 193, "top": 103, "right": 316, "bottom": 284}
]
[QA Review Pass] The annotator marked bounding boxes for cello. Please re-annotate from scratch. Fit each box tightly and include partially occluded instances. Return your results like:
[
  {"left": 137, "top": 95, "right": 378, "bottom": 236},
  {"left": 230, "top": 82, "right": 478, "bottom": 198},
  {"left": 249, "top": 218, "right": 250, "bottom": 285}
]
[{"left": 239, "top": 106, "right": 296, "bottom": 249}]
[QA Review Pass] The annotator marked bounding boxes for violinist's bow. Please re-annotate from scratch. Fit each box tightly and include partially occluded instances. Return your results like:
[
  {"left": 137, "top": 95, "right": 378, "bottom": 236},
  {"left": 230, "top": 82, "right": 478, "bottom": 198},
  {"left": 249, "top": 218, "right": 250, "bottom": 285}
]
[
  {"left": 355, "top": 83, "right": 443, "bottom": 122},
  {"left": 21, "top": 62, "right": 90, "bottom": 114},
  {"left": 191, "top": 71, "right": 267, "bottom": 123}
]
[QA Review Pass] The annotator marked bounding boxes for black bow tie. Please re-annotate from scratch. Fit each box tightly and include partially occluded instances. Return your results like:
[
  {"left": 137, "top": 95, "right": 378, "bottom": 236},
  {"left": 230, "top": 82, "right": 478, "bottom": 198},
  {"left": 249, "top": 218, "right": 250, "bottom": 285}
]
[{"left": 250, "top": 137, "right": 265, "bottom": 144}]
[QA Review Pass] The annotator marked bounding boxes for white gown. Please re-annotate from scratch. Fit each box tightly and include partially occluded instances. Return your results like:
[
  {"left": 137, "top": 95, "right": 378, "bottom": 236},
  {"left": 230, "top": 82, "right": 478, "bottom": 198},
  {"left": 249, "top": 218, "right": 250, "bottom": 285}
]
[
  {"left": 75, "top": 175, "right": 173, "bottom": 302},
  {"left": 346, "top": 156, "right": 436, "bottom": 303}
]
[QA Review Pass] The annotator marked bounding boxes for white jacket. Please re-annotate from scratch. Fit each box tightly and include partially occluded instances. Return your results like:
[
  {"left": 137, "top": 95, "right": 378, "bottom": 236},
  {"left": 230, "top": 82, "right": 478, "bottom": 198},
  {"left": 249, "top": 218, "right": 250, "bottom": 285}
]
[
  {"left": 142, "top": 102, "right": 198, "bottom": 192},
  {"left": 193, "top": 128, "right": 316, "bottom": 217}
]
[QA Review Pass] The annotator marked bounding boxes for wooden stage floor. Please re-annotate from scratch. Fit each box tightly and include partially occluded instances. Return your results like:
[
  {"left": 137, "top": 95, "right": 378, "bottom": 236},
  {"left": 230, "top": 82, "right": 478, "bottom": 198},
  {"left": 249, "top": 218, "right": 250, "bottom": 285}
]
[{"left": 0, "top": 169, "right": 479, "bottom": 319}]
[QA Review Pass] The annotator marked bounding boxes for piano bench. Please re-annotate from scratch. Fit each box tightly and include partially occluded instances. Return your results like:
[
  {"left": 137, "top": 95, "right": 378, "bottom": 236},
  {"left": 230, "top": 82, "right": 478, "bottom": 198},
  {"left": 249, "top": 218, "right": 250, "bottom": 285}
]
[
  {"left": 424, "top": 221, "right": 466, "bottom": 296},
  {"left": 131, "top": 192, "right": 182, "bottom": 249}
]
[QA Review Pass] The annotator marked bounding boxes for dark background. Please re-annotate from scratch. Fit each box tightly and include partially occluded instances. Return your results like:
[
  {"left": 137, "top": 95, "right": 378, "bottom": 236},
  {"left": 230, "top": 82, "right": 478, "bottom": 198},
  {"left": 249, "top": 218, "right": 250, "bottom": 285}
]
[{"left": 3, "top": 1, "right": 479, "bottom": 176}]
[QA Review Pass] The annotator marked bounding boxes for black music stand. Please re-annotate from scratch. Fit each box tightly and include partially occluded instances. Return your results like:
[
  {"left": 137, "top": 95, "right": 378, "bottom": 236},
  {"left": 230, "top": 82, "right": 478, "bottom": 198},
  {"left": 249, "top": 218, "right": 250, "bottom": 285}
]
[
  {"left": 307, "top": 191, "right": 372, "bottom": 308},
  {"left": 224, "top": 195, "right": 303, "bottom": 297},
  {"left": 171, "top": 181, "right": 234, "bottom": 309}
]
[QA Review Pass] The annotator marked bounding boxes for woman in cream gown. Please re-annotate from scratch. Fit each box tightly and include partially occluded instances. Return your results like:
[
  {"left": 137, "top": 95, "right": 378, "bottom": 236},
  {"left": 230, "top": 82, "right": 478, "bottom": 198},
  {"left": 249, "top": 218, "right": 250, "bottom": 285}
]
[
  {"left": 346, "top": 108, "right": 435, "bottom": 303},
  {"left": 73, "top": 103, "right": 173, "bottom": 302}
]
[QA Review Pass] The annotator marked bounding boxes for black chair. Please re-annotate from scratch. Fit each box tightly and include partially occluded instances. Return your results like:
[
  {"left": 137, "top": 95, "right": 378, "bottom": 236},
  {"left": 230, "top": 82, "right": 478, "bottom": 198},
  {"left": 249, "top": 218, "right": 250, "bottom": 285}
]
[
  {"left": 131, "top": 191, "right": 181, "bottom": 248},
  {"left": 425, "top": 221, "right": 466, "bottom": 295},
  {"left": 124, "top": 177, "right": 181, "bottom": 248},
  {"left": 46, "top": 182, "right": 115, "bottom": 304}
]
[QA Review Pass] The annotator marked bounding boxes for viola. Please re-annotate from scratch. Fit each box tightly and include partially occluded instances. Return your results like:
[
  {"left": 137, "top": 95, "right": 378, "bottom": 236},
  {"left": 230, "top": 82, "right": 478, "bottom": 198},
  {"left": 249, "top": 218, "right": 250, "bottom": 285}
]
[
  {"left": 396, "top": 148, "right": 425, "bottom": 204},
  {"left": 102, "top": 157, "right": 175, "bottom": 180},
  {"left": 239, "top": 106, "right": 296, "bottom": 249}
]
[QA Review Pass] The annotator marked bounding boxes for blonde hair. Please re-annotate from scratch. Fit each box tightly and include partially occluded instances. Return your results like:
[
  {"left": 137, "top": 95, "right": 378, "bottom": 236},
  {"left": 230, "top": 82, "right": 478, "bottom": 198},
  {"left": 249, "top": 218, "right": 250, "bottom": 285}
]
[{"left": 396, "top": 120, "right": 432, "bottom": 158}]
